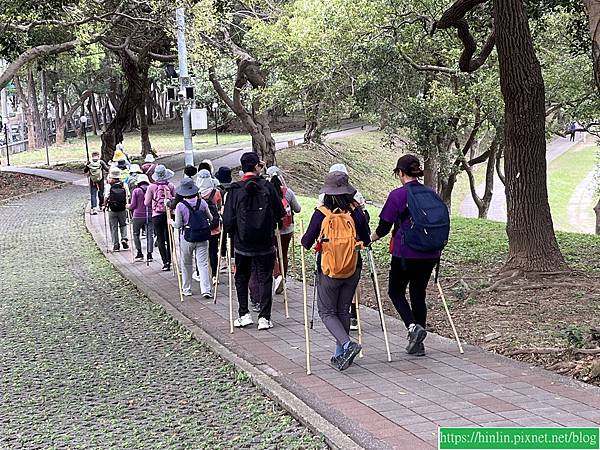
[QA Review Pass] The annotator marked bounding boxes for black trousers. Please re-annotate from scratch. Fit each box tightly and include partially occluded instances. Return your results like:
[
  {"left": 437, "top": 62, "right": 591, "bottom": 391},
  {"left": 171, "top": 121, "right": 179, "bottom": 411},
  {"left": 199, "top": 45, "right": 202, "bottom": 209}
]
[
  {"left": 208, "top": 234, "right": 219, "bottom": 277},
  {"left": 235, "top": 251, "right": 276, "bottom": 320},
  {"left": 152, "top": 213, "right": 171, "bottom": 266},
  {"left": 387, "top": 257, "right": 437, "bottom": 328}
]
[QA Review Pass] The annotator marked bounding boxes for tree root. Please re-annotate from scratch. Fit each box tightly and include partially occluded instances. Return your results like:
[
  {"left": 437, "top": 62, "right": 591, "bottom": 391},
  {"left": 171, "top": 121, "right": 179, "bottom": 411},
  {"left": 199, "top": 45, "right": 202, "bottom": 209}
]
[{"left": 485, "top": 270, "right": 522, "bottom": 291}]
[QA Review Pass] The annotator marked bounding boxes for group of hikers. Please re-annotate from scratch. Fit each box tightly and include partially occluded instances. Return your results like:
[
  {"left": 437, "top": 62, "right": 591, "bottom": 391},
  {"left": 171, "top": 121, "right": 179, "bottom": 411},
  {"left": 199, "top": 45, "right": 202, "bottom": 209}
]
[{"left": 85, "top": 147, "right": 450, "bottom": 372}]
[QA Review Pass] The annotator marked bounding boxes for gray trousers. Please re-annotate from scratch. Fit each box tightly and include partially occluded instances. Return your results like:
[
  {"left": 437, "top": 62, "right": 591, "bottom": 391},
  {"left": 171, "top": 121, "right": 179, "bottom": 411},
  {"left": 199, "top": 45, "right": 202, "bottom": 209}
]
[
  {"left": 132, "top": 218, "right": 154, "bottom": 255},
  {"left": 108, "top": 210, "right": 128, "bottom": 248},
  {"left": 317, "top": 266, "right": 361, "bottom": 346},
  {"left": 179, "top": 239, "right": 211, "bottom": 295}
]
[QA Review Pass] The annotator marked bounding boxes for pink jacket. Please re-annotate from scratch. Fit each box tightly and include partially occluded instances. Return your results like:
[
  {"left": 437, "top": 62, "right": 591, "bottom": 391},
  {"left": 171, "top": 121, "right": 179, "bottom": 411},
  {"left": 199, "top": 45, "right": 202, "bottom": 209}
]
[{"left": 144, "top": 181, "right": 176, "bottom": 217}]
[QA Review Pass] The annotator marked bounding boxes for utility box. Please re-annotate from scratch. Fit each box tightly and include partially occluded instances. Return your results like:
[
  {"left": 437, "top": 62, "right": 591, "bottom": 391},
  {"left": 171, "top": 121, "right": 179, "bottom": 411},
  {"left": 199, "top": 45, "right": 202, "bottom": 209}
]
[{"left": 191, "top": 108, "right": 208, "bottom": 130}]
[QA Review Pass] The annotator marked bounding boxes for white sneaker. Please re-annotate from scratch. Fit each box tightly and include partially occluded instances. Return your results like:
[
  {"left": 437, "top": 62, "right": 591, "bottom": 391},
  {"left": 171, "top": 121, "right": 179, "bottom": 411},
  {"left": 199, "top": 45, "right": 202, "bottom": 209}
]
[
  {"left": 192, "top": 272, "right": 201, "bottom": 281},
  {"left": 234, "top": 313, "right": 254, "bottom": 328},
  {"left": 182, "top": 291, "right": 193, "bottom": 297},
  {"left": 201, "top": 292, "right": 212, "bottom": 299},
  {"left": 257, "top": 317, "right": 273, "bottom": 330},
  {"left": 272, "top": 275, "right": 283, "bottom": 296}
]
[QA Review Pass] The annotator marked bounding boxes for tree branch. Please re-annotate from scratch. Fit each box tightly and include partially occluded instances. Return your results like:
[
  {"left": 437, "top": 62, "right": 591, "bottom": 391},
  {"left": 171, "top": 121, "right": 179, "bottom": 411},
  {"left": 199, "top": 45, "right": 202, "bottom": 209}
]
[
  {"left": 397, "top": 47, "right": 458, "bottom": 74},
  {"left": 208, "top": 68, "right": 235, "bottom": 111}
]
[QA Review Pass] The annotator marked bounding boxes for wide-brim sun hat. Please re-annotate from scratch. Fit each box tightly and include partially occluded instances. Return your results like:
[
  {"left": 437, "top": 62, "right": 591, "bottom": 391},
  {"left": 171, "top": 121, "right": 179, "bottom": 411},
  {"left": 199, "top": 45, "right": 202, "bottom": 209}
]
[
  {"left": 196, "top": 169, "right": 215, "bottom": 194},
  {"left": 176, "top": 177, "right": 199, "bottom": 197},
  {"left": 109, "top": 167, "right": 121, "bottom": 180},
  {"left": 320, "top": 171, "right": 356, "bottom": 196},
  {"left": 144, "top": 154, "right": 155, "bottom": 163},
  {"left": 129, "top": 164, "right": 142, "bottom": 174},
  {"left": 113, "top": 150, "right": 126, "bottom": 162},
  {"left": 136, "top": 174, "right": 150, "bottom": 185},
  {"left": 152, "top": 164, "right": 175, "bottom": 182}
]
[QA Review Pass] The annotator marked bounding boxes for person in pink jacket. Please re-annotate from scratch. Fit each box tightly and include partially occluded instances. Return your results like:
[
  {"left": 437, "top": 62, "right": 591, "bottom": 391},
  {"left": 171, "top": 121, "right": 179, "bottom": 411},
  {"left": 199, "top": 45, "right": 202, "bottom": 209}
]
[{"left": 144, "top": 165, "right": 176, "bottom": 271}]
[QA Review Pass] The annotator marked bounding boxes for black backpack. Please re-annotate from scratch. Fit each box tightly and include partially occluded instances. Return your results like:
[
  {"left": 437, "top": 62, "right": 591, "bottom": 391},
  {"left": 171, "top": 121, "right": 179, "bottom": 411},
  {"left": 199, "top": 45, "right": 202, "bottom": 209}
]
[
  {"left": 236, "top": 179, "right": 273, "bottom": 246},
  {"left": 181, "top": 200, "right": 211, "bottom": 243},
  {"left": 108, "top": 183, "right": 127, "bottom": 212},
  {"left": 206, "top": 189, "right": 220, "bottom": 230},
  {"left": 402, "top": 184, "right": 450, "bottom": 252}
]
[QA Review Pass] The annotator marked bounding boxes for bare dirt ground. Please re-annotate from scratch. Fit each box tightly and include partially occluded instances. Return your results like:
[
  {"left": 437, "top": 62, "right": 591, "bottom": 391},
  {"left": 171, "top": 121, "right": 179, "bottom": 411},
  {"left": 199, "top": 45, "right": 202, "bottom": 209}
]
[{"left": 0, "top": 172, "right": 59, "bottom": 202}]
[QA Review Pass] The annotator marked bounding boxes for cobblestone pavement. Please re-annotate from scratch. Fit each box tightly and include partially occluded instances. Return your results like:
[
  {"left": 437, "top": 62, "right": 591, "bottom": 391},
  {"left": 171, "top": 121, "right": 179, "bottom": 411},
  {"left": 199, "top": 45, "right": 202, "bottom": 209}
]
[{"left": 0, "top": 185, "right": 326, "bottom": 449}]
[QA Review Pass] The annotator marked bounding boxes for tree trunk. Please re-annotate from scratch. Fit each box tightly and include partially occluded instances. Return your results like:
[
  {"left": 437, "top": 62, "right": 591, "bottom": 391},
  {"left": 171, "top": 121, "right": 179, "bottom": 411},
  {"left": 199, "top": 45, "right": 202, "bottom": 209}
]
[
  {"left": 88, "top": 93, "right": 100, "bottom": 134},
  {"left": 439, "top": 172, "right": 456, "bottom": 212},
  {"left": 13, "top": 75, "right": 33, "bottom": 145},
  {"left": 101, "top": 53, "right": 150, "bottom": 161},
  {"left": 584, "top": 0, "right": 600, "bottom": 93},
  {"left": 423, "top": 153, "right": 439, "bottom": 192},
  {"left": 27, "top": 69, "right": 44, "bottom": 149},
  {"left": 494, "top": 0, "right": 567, "bottom": 272},
  {"left": 594, "top": 198, "right": 600, "bottom": 235}
]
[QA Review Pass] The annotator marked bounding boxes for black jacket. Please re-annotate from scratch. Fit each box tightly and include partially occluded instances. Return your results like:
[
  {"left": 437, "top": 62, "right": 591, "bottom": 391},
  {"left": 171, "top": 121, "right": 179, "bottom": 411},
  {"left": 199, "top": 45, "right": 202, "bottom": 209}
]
[{"left": 223, "top": 176, "right": 286, "bottom": 255}]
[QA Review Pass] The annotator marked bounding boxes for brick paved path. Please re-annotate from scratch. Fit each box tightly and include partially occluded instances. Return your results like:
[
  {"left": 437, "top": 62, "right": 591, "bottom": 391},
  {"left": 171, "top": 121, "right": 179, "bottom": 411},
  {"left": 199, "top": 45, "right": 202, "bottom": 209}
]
[
  {"left": 0, "top": 185, "right": 325, "bottom": 449},
  {"left": 87, "top": 200, "right": 600, "bottom": 449}
]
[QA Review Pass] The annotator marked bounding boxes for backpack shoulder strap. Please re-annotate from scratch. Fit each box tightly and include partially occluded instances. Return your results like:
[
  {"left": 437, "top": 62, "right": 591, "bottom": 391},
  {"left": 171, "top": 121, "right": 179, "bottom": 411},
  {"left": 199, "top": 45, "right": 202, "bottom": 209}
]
[
  {"left": 208, "top": 189, "right": 217, "bottom": 203},
  {"left": 317, "top": 206, "right": 331, "bottom": 218}
]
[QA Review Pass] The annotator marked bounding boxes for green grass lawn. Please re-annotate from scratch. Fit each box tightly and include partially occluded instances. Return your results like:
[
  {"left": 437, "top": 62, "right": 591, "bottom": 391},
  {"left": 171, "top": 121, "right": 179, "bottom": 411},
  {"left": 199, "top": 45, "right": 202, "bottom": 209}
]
[
  {"left": 9, "top": 122, "right": 298, "bottom": 167},
  {"left": 547, "top": 142, "right": 598, "bottom": 231}
]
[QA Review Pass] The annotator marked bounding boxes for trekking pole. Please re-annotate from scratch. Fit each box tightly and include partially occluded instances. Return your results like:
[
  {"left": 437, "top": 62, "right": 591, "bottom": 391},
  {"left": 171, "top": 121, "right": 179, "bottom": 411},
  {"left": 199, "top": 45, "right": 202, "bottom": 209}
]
[
  {"left": 167, "top": 209, "right": 184, "bottom": 303},
  {"left": 290, "top": 231, "right": 296, "bottom": 275},
  {"left": 366, "top": 247, "right": 392, "bottom": 362},
  {"left": 102, "top": 208, "right": 110, "bottom": 254},
  {"left": 310, "top": 255, "right": 318, "bottom": 329},
  {"left": 275, "top": 226, "right": 289, "bottom": 318},
  {"left": 213, "top": 227, "right": 225, "bottom": 304},
  {"left": 355, "top": 288, "right": 363, "bottom": 358},
  {"left": 435, "top": 266, "right": 464, "bottom": 354},
  {"left": 128, "top": 210, "right": 135, "bottom": 263},
  {"left": 227, "top": 236, "right": 234, "bottom": 334},
  {"left": 145, "top": 206, "right": 150, "bottom": 267},
  {"left": 299, "top": 219, "right": 311, "bottom": 375}
]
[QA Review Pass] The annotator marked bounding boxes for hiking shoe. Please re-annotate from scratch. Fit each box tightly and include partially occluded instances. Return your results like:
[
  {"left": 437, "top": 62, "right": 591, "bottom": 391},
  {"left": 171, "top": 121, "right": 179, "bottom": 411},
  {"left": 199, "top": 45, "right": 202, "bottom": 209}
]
[
  {"left": 161, "top": 263, "right": 171, "bottom": 272},
  {"left": 413, "top": 342, "right": 426, "bottom": 357},
  {"left": 202, "top": 292, "right": 212, "bottom": 299},
  {"left": 251, "top": 301, "right": 261, "bottom": 313},
  {"left": 135, "top": 252, "right": 144, "bottom": 262},
  {"left": 121, "top": 239, "right": 129, "bottom": 250},
  {"left": 182, "top": 291, "right": 193, "bottom": 297},
  {"left": 338, "top": 342, "right": 362, "bottom": 371},
  {"left": 273, "top": 275, "right": 283, "bottom": 295},
  {"left": 257, "top": 317, "right": 273, "bottom": 330},
  {"left": 406, "top": 324, "right": 427, "bottom": 354},
  {"left": 113, "top": 244, "right": 120, "bottom": 252},
  {"left": 330, "top": 355, "right": 343, "bottom": 370},
  {"left": 350, "top": 318, "right": 358, "bottom": 331},
  {"left": 192, "top": 272, "right": 201, "bottom": 282},
  {"left": 91, "top": 208, "right": 98, "bottom": 215},
  {"left": 234, "top": 313, "right": 254, "bottom": 328},
  {"left": 147, "top": 253, "right": 153, "bottom": 262}
]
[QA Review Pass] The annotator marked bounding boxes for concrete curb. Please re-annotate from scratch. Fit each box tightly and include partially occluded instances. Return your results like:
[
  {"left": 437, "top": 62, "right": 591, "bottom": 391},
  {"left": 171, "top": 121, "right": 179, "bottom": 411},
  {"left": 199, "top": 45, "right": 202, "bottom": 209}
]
[{"left": 83, "top": 207, "right": 364, "bottom": 450}]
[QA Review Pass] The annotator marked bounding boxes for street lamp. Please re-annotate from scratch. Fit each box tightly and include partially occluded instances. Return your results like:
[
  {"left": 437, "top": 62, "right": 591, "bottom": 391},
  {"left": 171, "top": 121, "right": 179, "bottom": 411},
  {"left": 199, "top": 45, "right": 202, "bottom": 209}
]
[
  {"left": 2, "top": 117, "right": 9, "bottom": 166},
  {"left": 212, "top": 100, "right": 219, "bottom": 145},
  {"left": 80, "top": 115, "right": 90, "bottom": 162}
]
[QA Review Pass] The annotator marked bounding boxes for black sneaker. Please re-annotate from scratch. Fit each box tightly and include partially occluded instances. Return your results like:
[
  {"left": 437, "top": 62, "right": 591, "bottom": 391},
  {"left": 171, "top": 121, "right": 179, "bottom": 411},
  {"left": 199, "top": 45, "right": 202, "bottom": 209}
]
[
  {"left": 162, "top": 263, "right": 171, "bottom": 271},
  {"left": 350, "top": 318, "right": 358, "bottom": 331},
  {"left": 406, "top": 324, "right": 427, "bottom": 354},
  {"left": 147, "top": 253, "right": 153, "bottom": 262},
  {"left": 134, "top": 252, "right": 144, "bottom": 262},
  {"left": 113, "top": 244, "right": 120, "bottom": 252},
  {"left": 121, "top": 239, "right": 129, "bottom": 250},
  {"left": 414, "top": 342, "right": 426, "bottom": 357},
  {"left": 338, "top": 341, "right": 362, "bottom": 371}
]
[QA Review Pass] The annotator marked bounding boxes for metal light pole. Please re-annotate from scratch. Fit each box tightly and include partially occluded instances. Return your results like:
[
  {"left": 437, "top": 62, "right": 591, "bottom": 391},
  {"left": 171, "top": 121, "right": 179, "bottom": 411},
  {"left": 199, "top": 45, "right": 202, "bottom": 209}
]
[
  {"left": 212, "top": 100, "right": 219, "bottom": 145},
  {"left": 2, "top": 117, "right": 9, "bottom": 166},
  {"left": 176, "top": 7, "right": 194, "bottom": 167},
  {"left": 81, "top": 115, "right": 90, "bottom": 162}
]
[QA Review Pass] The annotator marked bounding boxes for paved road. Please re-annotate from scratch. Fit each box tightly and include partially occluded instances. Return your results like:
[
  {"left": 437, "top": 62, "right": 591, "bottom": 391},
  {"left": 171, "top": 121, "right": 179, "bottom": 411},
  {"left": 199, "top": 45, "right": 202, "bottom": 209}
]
[
  {"left": 460, "top": 137, "right": 576, "bottom": 221},
  {"left": 157, "top": 124, "right": 377, "bottom": 172},
  {"left": 0, "top": 185, "right": 325, "bottom": 449}
]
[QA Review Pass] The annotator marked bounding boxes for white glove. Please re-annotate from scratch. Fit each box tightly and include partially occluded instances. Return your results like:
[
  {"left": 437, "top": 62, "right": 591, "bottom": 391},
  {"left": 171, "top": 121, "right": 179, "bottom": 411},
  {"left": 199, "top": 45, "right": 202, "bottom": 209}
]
[{"left": 164, "top": 198, "right": 170, "bottom": 208}]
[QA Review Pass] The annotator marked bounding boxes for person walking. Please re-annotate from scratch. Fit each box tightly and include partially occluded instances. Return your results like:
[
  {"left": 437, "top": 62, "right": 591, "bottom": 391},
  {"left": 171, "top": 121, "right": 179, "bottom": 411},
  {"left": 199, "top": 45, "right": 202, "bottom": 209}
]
[
  {"left": 104, "top": 167, "right": 130, "bottom": 252},
  {"left": 223, "top": 152, "right": 286, "bottom": 330},
  {"left": 142, "top": 154, "right": 157, "bottom": 179},
  {"left": 301, "top": 171, "right": 369, "bottom": 371},
  {"left": 145, "top": 165, "right": 176, "bottom": 271},
  {"left": 84, "top": 151, "right": 109, "bottom": 215},
  {"left": 125, "top": 164, "right": 143, "bottom": 192},
  {"left": 173, "top": 178, "right": 213, "bottom": 298},
  {"left": 197, "top": 169, "right": 222, "bottom": 280},
  {"left": 128, "top": 174, "right": 153, "bottom": 262},
  {"left": 370, "top": 154, "right": 448, "bottom": 357},
  {"left": 266, "top": 166, "right": 301, "bottom": 293}
]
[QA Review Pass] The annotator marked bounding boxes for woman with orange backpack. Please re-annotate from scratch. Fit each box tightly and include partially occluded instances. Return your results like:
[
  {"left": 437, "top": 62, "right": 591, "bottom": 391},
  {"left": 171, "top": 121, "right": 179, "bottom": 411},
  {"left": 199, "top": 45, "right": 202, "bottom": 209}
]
[
  {"left": 301, "top": 171, "right": 370, "bottom": 371},
  {"left": 266, "top": 166, "right": 301, "bottom": 294}
]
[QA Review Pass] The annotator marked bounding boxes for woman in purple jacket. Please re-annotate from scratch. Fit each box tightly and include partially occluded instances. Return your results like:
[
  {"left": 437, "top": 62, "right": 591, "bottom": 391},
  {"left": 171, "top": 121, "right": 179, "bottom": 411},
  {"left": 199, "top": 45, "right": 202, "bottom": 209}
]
[
  {"left": 128, "top": 174, "right": 153, "bottom": 262},
  {"left": 370, "top": 155, "right": 441, "bottom": 357}
]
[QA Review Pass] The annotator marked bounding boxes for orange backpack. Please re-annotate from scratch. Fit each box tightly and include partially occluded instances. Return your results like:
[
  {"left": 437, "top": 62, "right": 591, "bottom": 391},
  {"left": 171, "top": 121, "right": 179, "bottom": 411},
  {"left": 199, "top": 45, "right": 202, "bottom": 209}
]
[{"left": 318, "top": 206, "right": 360, "bottom": 279}]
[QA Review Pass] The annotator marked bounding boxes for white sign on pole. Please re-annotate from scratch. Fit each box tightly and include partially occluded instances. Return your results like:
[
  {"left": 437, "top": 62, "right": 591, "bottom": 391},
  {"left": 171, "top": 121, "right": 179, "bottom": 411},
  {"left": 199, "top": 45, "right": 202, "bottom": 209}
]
[{"left": 191, "top": 108, "right": 208, "bottom": 130}]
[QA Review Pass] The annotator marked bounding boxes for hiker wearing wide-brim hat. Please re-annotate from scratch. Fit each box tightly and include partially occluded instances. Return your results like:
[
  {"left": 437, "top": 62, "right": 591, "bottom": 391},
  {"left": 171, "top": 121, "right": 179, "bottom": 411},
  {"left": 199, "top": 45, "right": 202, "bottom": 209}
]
[
  {"left": 370, "top": 154, "right": 450, "bottom": 357},
  {"left": 144, "top": 164, "right": 176, "bottom": 271},
  {"left": 142, "top": 154, "right": 157, "bottom": 179},
  {"left": 103, "top": 166, "right": 130, "bottom": 252},
  {"left": 173, "top": 177, "right": 214, "bottom": 298},
  {"left": 129, "top": 174, "right": 154, "bottom": 262},
  {"left": 301, "top": 170, "right": 370, "bottom": 371}
]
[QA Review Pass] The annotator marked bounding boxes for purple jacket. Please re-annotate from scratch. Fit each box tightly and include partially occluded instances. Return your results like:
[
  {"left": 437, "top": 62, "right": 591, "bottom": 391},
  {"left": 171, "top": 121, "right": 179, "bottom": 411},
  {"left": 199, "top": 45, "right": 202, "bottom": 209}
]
[
  {"left": 129, "top": 184, "right": 150, "bottom": 219},
  {"left": 378, "top": 181, "right": 442, "bottom": 259}
]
